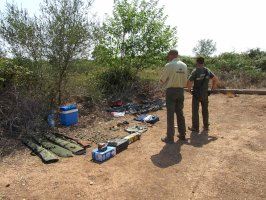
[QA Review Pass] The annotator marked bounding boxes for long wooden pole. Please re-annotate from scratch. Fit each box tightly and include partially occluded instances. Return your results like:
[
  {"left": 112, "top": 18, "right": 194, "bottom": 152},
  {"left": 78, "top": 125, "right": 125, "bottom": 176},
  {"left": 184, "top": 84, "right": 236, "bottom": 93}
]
[{"left": 185, "top": 88, "right": 266, "bottom": 95}]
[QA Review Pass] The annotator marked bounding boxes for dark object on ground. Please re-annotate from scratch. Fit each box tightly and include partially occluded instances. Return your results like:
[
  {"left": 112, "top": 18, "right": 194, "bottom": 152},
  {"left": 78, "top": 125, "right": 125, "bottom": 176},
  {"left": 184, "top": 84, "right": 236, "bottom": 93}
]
[
  {"left": 107, "top": 99, "right": 165, "bottom": 114},
  {"left": 108, "top": 138, "right": 129, "bottom": 153},
  {"left": 32, "top": 135, "right": 73, "bottom": 157},
  {"left": 22, "top": 138, "right": 59, "bottom": 164},
  {"left": 45, "top": 133, "right": 86, "bottom": 155},
  {"left": 117, "top": 121, "right": 129, "bottom": 127}
]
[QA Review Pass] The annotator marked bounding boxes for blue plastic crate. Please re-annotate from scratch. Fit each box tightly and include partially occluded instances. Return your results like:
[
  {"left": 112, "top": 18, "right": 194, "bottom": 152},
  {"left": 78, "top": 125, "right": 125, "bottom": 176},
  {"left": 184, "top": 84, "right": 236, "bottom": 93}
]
[
  {"left": 92, "top": 146, "right": 116, "bottom": 162},
  {"left": 60, "top": 104, "right": 78, "bottom": 126}
]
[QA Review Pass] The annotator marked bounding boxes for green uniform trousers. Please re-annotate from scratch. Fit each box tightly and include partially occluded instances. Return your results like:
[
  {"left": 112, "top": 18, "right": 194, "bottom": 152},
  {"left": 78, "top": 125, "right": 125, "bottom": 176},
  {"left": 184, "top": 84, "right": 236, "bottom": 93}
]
[
  {"left": 192, "top": 95, "right": 209, "bottom": 130},
  {"left": 166, "top": 88, "right": 186, "bottom": 139}
]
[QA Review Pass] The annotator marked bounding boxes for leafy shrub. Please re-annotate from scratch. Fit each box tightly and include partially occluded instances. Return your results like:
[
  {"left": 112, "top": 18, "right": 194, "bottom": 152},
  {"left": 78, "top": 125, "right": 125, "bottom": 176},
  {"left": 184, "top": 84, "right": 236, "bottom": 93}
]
[
  {"left": 255, "top": 56, "right": 266, "bottom": 71},
  {"left": 0, "top": 58, "right": 33, "bottom": 90},
  {"left": 98, "top": 66, "right": 137, "bottom": 94},
  {"left": 214, "top": 53, "right": 251, "bottom": 72},
  {"left": 180, "top": 56, "right": 195, "bottom": 72}
]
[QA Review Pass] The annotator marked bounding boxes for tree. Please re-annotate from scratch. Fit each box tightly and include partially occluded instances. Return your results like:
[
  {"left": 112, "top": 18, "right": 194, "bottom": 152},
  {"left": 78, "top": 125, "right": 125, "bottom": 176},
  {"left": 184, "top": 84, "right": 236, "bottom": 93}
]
[
  {"left": 40, "top": 0, "right": 95, "bottom": 104},
  {"left": 193, "top": 39, "right": 216, "bottom": 57},
  {"left": 0, "top": 0, "right": 95, "bottom": 104},
  {"left": 247, "top": 48, "right": 265, "bottom": 59},
  {"left": 93, "top": 0, "right": 177, "bottom": 69}
]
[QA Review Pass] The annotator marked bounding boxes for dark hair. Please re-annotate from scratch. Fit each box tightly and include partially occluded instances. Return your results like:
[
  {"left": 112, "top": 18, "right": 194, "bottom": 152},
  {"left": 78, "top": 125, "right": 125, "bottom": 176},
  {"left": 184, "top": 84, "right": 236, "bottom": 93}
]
[
  {"left": 196, "top": 56, "right": 204, "bottom": 64},
  {"left": 168, "top": 49, "right": 178, "bottom": 56}
]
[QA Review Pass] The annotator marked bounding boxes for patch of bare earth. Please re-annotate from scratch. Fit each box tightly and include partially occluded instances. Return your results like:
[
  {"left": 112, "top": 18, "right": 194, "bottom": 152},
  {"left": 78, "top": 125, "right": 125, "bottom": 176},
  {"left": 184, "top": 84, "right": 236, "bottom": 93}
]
[{"left": 0, "top": 94, "right": 265, "bottom": 200}]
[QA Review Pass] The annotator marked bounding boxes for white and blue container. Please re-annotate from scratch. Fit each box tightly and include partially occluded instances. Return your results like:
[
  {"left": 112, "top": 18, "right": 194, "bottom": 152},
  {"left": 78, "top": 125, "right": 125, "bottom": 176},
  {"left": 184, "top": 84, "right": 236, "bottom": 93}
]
[
  {"left": 92, "top": 146, "right": 116, "bottom": 162},
  {"left": 47, "top": 110, "right": 55, "bottom": 127},
  {"left": 59, "top": 104, "right": 78, "bottom": 126}
]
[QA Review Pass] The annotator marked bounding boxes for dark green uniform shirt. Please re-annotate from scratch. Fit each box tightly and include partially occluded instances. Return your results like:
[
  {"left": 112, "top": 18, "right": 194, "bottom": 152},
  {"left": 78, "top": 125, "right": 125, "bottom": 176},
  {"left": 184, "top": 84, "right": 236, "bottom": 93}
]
[{"left": 189, "top": 67, "right": 215, "bottom": 94}]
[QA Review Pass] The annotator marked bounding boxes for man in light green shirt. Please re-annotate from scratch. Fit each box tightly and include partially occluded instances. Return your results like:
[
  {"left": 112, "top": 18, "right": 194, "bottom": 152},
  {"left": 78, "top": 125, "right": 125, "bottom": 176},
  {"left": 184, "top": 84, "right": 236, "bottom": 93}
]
[{"left": 160, "top": 50, "right": 188, "bottom": 143}]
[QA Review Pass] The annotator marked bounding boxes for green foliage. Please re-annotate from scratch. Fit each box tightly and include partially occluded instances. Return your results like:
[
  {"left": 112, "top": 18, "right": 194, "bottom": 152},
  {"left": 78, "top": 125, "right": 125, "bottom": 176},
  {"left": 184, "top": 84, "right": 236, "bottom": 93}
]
[
  {"left": 193, "top": 39, "right": 217, "bottom": 57},
  {"left": 0, "top": 58, "right": 33, "bottom": 90},
  {"left": 0, "top": 0, "right": 96, "bottom": 104},
  {"left": 247, "top": 48, "right": 265, "bottom": 59},
  {"left": 180, "top": 56, "right": 195, "bottom": 72},
  {"left": 0, "top": 3, "right": 43, "bottom": 60},
  {"left": 40, "top": 0, "right": 95, "bottom": 103},
  {"left": 94, "top": 0, "right": 177, "bottom": 70},
  {"left": 0, "top": 40, "right": 6, "bottom": 58},
  {"left": 213, "top": 52, "right": 250, "bottom": 71},
  {"left": 255, "top": 56, "right": 266, "bottom": 71},
  {"left": 98, "top": 66, "right": 137, "bottom": 94}
]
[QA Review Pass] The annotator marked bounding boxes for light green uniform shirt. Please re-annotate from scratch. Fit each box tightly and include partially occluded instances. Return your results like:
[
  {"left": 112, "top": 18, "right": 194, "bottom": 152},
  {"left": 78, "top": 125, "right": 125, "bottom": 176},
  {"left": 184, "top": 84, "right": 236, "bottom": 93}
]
[{"left": 160, "top": 58, "right": 188, "bottom": 89}]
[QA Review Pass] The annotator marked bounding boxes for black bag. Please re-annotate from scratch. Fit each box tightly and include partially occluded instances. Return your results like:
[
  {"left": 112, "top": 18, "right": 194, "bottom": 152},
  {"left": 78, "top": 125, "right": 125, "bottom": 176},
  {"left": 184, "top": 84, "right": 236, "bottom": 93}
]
[{"left": 108, "top": 138, "right": 129, "bottom": 154}]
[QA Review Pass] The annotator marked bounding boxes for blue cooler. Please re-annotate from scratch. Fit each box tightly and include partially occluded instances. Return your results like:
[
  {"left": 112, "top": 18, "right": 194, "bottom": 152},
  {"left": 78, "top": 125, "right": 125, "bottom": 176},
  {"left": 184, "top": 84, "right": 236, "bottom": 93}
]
[
  {"left": 60, "top": 104, "right": 78, "bottom": 126},
  {"left": 92, "top": 146, "right": 116, "bottom": 162}
]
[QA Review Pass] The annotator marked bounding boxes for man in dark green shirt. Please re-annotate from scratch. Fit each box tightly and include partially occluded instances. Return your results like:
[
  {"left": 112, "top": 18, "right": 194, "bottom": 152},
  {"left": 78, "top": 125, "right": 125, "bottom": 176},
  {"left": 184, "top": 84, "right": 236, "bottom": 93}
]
[{"left": 187, "top": 57, "right": 218, "bottom": 132}]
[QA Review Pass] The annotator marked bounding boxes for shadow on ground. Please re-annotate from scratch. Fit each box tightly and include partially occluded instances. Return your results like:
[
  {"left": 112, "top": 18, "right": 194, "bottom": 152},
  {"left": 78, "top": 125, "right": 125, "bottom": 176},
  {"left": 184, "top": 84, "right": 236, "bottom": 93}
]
[
  {"left": 189, "top": 131, "right": 218, "bottom": 148},
  {"left": 150, "top": 140, "right": 186, "bottom": 168},
  {"left": 151, "top": 132, "right": 218, "bottom": 168}
]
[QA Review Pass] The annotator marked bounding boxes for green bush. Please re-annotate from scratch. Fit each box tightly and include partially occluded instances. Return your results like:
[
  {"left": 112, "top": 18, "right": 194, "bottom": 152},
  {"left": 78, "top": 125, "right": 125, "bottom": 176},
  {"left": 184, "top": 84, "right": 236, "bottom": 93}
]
[
  {"left": 0, "top": 58, "right": 34, "bottom": 90},
  {"left": 98, "top": 66, "right": 138, "bottom": 94},
  {"left": 255, "top": 56, "right": 266, "bottom": 71},
  {"left": 180, "top": 56, "right": 195, "bottom": 72},
  {"left": 214, "top": 53, "right": 251, "bottom": 71}
]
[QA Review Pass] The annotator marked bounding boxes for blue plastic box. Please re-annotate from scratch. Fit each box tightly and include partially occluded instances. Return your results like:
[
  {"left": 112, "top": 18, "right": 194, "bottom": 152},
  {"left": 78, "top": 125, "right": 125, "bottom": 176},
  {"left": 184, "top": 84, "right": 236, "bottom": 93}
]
[
  {"left": 59, "top": 104, "right": 78, "bottom": 126},
  {"left": 92, "top": 146, "right": 116, "bottom": 162}
]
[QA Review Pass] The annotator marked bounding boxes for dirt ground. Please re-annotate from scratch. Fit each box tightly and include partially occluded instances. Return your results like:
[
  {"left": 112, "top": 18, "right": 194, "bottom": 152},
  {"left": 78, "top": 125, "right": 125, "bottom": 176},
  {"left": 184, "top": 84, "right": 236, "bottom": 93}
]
[{"left": 0, "top": 93, "right": 265, "bottom": 200}]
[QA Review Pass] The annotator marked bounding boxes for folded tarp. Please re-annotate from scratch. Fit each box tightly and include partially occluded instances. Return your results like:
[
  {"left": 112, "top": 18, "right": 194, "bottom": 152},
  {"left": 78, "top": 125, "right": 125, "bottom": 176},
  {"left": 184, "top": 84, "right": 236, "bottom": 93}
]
[
  {"left": 45, "top": 133, "right": 86, "bottom": 155},
  {"left": 32, "top": 135, "right": 74, "bottom": 157},
  {"left": 22, "top": 138, "right": 59, "bottom": 164}
]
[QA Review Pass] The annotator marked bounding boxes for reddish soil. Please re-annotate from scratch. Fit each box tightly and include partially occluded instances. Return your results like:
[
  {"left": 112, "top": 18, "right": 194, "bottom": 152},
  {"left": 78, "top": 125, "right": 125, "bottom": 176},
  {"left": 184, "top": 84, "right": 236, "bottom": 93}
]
[{"left": 0, "top": 93, "right": 265, "bottom": 200}]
